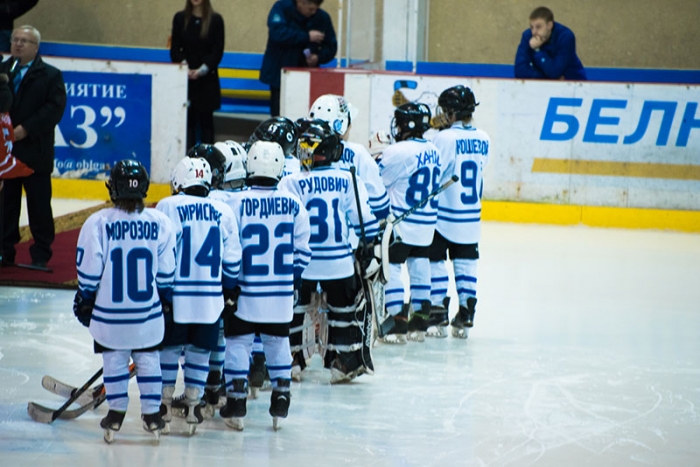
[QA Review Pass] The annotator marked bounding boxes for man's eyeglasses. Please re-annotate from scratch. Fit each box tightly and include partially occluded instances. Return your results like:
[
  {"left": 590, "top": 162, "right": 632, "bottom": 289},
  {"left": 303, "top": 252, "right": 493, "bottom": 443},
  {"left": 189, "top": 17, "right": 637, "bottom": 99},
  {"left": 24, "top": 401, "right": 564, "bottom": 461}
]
[{"left": 11, "top": 38, "right": 37, "bottom": 45}]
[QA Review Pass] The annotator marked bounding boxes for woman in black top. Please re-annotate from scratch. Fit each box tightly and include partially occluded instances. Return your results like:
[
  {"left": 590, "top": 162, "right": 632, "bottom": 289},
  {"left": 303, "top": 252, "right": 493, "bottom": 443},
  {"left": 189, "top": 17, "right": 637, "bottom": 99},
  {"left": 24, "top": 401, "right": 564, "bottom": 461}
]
[{"left": 170, "top": 0, "right": 225, "bottom": 151}]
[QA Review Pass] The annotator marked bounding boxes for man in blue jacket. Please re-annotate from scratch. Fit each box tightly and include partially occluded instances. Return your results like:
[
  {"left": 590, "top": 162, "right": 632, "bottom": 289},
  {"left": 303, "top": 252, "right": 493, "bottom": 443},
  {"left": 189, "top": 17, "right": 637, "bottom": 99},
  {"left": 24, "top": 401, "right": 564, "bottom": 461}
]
[
  {"left": 514, "top": 6, "right": 586, "bottom": 81},
  {"left": 260, "top": 0, "right": 337, "bottom": 117}
]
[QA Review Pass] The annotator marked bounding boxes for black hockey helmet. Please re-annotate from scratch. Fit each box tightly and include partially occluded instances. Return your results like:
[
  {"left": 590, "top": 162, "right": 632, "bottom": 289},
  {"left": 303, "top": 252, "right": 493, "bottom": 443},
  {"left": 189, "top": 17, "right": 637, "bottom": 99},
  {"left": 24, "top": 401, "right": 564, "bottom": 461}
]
[
  {"left": 187, "top": 143, "right": 226, "bottom": 189},
  {"left": 248, "top": 117, "right": 298, "bottom": 157},
  {"left": 438, "top": 85, "right": 478, "bottom": 120},
  {"left": 106, "top": 159, "right": 149, "bottom": 201},
  {"left": 391, "top": 102, "right": 432, "bottom": 141},
  {"left": 297, "top": 119, "right": 343, "bottom": 170}
]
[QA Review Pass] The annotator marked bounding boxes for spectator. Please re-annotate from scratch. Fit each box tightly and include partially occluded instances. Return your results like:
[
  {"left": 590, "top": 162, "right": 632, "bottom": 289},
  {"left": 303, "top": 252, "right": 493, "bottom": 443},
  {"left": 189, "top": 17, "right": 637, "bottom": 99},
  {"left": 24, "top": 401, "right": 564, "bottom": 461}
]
[
  {"left": 0, "top": 25, "right": 66, "bottom": 270},
  {"left": 170, "top": 0, "right": 224, "bottom": 151},
  {"left": 514, "top": 6, "right": 586, "bottom": 80},
  {"left": 260, "top": 0, "right": 337, "bottom": 117},
  {"left": 0, "top": 1, "right": 39, "bottom": 53}
]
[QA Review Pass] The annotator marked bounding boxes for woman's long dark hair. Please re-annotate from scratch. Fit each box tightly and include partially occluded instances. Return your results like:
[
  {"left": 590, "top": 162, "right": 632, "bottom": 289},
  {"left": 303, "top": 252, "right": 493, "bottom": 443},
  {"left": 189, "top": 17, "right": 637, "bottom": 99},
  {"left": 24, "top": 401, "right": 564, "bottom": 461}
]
[{"left": 183, "top": 0, "right": 214, "bottom": 38}]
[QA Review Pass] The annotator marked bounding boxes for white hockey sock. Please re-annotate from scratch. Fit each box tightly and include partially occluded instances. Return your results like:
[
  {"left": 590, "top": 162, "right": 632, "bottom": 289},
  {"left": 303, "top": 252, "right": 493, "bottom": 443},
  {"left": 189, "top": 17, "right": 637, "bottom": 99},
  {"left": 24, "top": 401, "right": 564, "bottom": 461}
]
[
  {"left": 102, "top": 350, "right": 131, "bottom": 412},
  {"left": 407, "top": 257, "right": 431, "bottom": 311},
  {"left": 132, "top": 350, "right": 162, "bottom": 415},
  {"left": 385, "top": 263, "right": 405, "bottom": 316},
  {"left": 261, "top": 334, "right": 293, "bottom": 384},
  {"left": 208, "top": 319, "right": 225, "bottom": 376},
  {"left": 454, "top": 258, "right": 478, "bottom": 305},
  {"left": 430, "top": 260, "right": 449, "bottom": 306},
  {"left": 160, "top": 345, "right": 183, "bottom": 388},
  {"left": 224, "top": 334, "right": 254, "bottom": 395},
  {"left": 183, "top": 345, "right": 211, "bottom": 399}
]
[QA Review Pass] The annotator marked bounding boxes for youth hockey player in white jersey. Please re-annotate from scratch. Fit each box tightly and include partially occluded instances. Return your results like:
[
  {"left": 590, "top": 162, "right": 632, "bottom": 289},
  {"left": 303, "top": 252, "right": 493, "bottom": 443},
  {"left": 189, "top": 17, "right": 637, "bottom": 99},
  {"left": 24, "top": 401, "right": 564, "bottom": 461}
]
[
  {"left": 218, "top": 141, "right": 311, "bottom": 430},
  {"left": 279, "top": 120, "right": 379, "bottom": 384},
  {"left": 248, "top": 117, "right": 300, "bottom": 178},
  {"left": 309, "top": 94, "right": 390, "bottom": 220},
  {"left": 155, "top": 157, "right": 242, "bottom": 435},
  {"left": 428, "top": 85, "right": 490, "bottom": 339},
  {"left": 73, "top": 160, "right": 177, "bottom": 443},
  {"left": 378, "top": 102, "right": 443, "bottom": 343}
]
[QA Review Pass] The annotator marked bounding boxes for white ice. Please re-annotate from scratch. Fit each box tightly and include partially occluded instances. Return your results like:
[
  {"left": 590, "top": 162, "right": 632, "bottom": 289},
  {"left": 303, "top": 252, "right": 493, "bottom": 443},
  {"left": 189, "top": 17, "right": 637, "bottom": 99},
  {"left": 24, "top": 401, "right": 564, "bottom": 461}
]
[{"left": 0, "top": 221, "right": 699, "bottom": 467}]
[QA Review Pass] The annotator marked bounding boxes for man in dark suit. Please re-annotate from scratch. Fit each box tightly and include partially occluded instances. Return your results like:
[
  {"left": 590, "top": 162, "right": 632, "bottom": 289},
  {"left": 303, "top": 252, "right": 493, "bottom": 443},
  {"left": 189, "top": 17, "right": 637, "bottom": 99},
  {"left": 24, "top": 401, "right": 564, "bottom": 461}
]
[
  {"left": 0, "top": 25, "right": 66, "bottom": 269},
  {"left": 260, "top": 0, "right": 337, "bottom": 117}
]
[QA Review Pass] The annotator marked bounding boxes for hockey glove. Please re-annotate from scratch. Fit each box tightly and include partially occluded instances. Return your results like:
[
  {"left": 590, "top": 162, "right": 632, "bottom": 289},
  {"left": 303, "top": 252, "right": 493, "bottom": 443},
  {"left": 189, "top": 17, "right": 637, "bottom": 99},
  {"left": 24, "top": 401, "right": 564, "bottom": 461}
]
[
  {"left": 73, "top": 291, "right": 94, "bottom": 327},
  {"left": 222, "top": 286, "right": 240, "bottom": 319},
  {"left": 355, "top": 242, "right": 380, "bottom": 279},
  {"left": 158, "top": 287, "right": 173, "bottom": 324}
]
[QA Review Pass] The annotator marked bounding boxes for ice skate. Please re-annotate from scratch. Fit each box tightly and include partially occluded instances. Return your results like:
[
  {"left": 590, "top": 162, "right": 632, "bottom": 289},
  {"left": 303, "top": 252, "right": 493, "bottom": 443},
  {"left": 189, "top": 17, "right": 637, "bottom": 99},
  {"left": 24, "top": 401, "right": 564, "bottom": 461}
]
[
  {"left": 379, "top": 305, "right": 408, "bottom": 345},
  {"left": 290, "top": 352, "right": 306, "bottom": 382},
  {"left": 220, "top": 379, "right": 247, "bottom": 431},
  {"left": 184, "top": 387, "right": 204, "bottom": 435},
  {"left": 407, "top": 301, "right": 431, "bottom": 342},
  {"left": 248, "top": 353, "right": 268, "bottom": 399},
  {"left": 203, "top": 371, "right": 223, "bottom": 417},
  {"left": 269, "top": 380, "right": 291, "bottom": 430},
  {"left": 426, "top": 297, "right": 450, "bottom": 338},
  {"left": 451, "top": 297, "right": 476, "bottom": 339},
  {"left": 141, "top": 411, "right": 165, "bottom": 442},
  {"left": 160, "top": 386, "right": 174, "bottom": 435},
  {"left": 329, "top": 351, "right": 365, "bottom": 384},
  {"left": 100, "top": 410, "right": 125, "bottom": 444}
]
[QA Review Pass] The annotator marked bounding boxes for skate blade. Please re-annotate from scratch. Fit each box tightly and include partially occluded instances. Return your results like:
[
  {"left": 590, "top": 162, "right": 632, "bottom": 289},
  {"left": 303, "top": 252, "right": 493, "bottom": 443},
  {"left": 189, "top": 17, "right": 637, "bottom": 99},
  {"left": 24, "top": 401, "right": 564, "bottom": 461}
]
[
  {"left": 224, "top": 417, "right": 244, "bottom": 431},
  {"left": 272, "top": 417, "right": 281, "bottom": 431},
  {"left": 162, "top": 422, "right": 171, "bottom": 435},
  {"left": 451, "top": 327, "right": 470, "bottom": 339},
  {"left": 248, "top": 387, "right": 259, "bottom": 400},
  {"left": 291, "top": 366, "right": 302, "bottom": 382},
  {"left": 104, "top": 429, "right": 115, "bottom": 444},
  {"left": 203, "top": 404, "right": 216, "bottom": 419},
  {"left": 380, "top": 334, "right": 407, "bottom": 345},
  {"left": 426, "top": 326, "right": 448, "bottom": 338},
  {"left": 171, "top": 406, "right": 187, "bottom": 418},
  {"left": 187, "top": 423, "right": 197, "bottom": 436},
  {"left": 407, "top": 331, "right": 426, "bottom": 342}
]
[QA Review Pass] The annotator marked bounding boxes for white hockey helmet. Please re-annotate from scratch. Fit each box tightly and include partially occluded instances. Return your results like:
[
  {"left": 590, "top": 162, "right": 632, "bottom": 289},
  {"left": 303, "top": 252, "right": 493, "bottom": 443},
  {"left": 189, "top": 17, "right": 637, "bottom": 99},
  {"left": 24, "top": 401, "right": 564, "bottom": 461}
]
[
  {"left": 214, "top": 141, "right": 247, "bottom": 188},
  {"left": 246, "top": 141, "right": 285, "bottom": 181},
  {"left": 170, "top": 157, "right": 212, "bottom": 195},
  {"left": 308, "top": 94, "right": 358, "bottom": 137}
]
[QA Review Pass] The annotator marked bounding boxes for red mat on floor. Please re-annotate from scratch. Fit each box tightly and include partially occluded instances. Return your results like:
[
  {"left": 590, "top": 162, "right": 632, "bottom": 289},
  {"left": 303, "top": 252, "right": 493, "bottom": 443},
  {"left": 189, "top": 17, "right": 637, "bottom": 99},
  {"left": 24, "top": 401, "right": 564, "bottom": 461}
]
[{"left": 0, "top": 227, "right": 79, "bottom": 289}]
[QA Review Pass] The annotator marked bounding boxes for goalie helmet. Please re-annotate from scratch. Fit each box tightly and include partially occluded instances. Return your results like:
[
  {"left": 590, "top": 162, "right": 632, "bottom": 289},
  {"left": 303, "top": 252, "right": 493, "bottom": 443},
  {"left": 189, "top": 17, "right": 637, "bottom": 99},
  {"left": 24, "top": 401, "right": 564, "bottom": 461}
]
[
  {"left": 215, "top": 140, "right": 247, "bottom": 189},
  {"left": 308, "top": 94, "right": 358, "bottom": 137},
  {"left": 297, "top": 120, "right": 343, "bottom": 170},
  {"left": 106, "top": 159, "right": 149, "bottom": 201},
  {"left": 187, "top": 143, "right": 226, "bottom": 190},
  {"left": 391, "top": 102, "right": 432, "bottom": 141},
  {"left": 437, "top": 85, "right": 478, "bottom": 120},
  {"left": 248, "top": 117, "right": 297, "bottom": 156},
  {"left": 247, "top": 141, "right": 285, "bottom": 181},
  {"left": 171, "top": 157, "right": 211, "bottom": 196}
]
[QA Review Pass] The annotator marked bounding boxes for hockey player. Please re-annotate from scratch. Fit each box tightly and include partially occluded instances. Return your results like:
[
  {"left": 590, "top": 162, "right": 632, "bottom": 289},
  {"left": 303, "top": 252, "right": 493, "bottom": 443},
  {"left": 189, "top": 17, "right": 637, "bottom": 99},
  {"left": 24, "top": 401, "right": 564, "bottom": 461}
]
[
  {"left": 309, "top": 94, "right": 390, "bottom": 220},
  {"left": 247, "top": 116, "right": 300, "bottom": 177},
  {"left": 73, "top": 159, "right": 177, "bottom": 443},
  {"left": 279, "top": 120, "right": 379, "bottom": 384},
  {"left": 155, "top": 157, "right": 242, "bottom": 435},
  {"left": 428, "top": 85, "right": 490, "bottom": 339},
  {"left": 218, "top": 140, "right": 311, "bottom": 430},
  {"left": 378, "top": 102, "right": 443, "bottom": 343}
]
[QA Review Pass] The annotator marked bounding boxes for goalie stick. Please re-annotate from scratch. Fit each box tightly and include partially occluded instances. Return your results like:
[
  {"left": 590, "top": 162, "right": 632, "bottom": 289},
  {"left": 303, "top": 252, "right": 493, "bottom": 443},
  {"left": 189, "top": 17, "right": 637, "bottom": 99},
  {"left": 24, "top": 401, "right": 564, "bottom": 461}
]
[
  {"left": 41, "top": 363, "right": 137, "bottom": 410},
  {"left": 28, "top": 367, "right": 103, "bottom": 424}
]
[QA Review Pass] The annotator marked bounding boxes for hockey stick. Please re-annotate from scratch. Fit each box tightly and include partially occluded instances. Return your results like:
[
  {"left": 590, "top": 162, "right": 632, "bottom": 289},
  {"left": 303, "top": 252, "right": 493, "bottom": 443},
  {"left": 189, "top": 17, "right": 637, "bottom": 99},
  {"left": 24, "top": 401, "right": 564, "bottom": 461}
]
[
  {"left": 42, "top": 363, "right": 137, "bottom": 410},
  {"left": 390, "top": 174, "right": 459, "bottom": 231},
  {"left": 27, "top": 367, "right": 103, "bottom": 424}
]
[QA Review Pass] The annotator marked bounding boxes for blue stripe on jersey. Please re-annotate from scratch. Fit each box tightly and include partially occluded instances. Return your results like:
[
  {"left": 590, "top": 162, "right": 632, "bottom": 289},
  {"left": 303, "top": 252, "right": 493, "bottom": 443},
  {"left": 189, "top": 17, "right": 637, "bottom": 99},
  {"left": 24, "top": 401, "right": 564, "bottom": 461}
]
[
  {"left": 175, "top": 280, "right": 223, "bottom": 287},
  {"left": 439, "top": 206, "right": 482, "bottom": 214},
  {"left": 92, "top": 311, "right": 162, "bottom": 325},
  {"left": 239, "top": 291, "right": 294, "bottom": 297},
  {"left": 403, "top": 217, "right": 437, "bottom": 225},
  {"left": 437, "top": 215, "right": 480, "bottom": 223},
  {"left": 392, "top": 206, "right": 437, "bottom": 217},
  {"left": 310, "top": 252, "right": 354, "bottom": 261},
  {"left": 455, "top": 275, "right": 477, "bottom": 283},
  {"left": 77, "top": 270, "right": 101, "bottom": 281},
  {"left": 78, "top": 283, "right": 98, "bottom": 292},
  {"left": 239, "top": 279, "right": 294, "bottom": 287},
  {"left": 157, "top": 270, "right": 176, "bottom": 278},
  {"left": 312, "top": 245, "right": 351, "bottom": 252},
  {"left": 94, "top": 302, "right": 161, "bottom": 314}
]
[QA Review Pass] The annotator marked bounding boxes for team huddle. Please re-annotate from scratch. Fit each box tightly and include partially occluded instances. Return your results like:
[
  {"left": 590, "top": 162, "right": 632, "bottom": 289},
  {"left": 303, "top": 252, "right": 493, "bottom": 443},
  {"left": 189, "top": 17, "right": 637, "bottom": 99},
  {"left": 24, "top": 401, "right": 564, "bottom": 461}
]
[{"left": 73, "top": 85, "right": 490, "bottom": 443}]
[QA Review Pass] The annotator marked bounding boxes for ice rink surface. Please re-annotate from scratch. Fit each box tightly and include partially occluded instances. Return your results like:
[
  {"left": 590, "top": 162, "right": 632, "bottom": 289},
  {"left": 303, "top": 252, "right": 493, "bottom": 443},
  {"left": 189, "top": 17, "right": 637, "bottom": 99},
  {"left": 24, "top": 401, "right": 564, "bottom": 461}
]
[{"left": 1, "top": 221, "right": 699, "bottom": 467}]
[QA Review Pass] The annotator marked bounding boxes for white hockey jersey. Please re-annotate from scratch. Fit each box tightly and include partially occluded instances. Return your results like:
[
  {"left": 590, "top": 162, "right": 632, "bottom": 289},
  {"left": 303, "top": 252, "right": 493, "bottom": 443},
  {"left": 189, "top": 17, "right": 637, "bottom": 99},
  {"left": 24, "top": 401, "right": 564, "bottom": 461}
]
[
  {"left": 332, "top": 140, "right": 390, "bottom": 219},
  {"left": 227, "top": 186, "right": 311, "bottom": 323},
  {"left": 278, "top": 166, "right": 378, "bottom": 280},
  {"left": 156, "top": 193, "right": 242, "bottom": 324},
  {"left": 76, "top": 207, "right": 177, "bottom": 350},
  {"left": 432, "top": 122, "right": 490, "bottom": 244},
  {"left": 379, "top": 138, "right": 443, "bottom": 247},
  {"left": 282, "top": 155, "right": 301, "bottom": 178}
]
